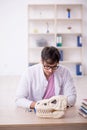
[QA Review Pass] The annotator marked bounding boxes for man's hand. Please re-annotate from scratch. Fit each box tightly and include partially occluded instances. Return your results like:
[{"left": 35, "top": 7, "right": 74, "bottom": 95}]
[{"left": 30, "top": 101, "right": 36, "bottom": 109}]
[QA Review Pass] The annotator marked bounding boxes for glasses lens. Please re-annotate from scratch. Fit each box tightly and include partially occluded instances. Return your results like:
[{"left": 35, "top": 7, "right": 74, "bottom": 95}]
[{"left": 44, "top": 65, "right": 58, "bottom": 70}]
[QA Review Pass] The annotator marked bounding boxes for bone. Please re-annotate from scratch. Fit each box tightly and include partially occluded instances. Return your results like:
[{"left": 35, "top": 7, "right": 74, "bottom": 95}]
[{"left": 35, "top": 95, "right": 67, "bottom": 118}]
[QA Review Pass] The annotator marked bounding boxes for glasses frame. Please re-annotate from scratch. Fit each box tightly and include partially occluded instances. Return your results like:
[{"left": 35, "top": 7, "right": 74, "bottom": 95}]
[{"left": 43, "top": 64, "right": 59, "bottom": 71}]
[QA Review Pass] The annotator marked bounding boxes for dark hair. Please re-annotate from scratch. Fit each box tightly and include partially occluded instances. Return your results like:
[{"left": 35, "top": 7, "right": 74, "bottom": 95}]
[{"left": 41, "top": 46, "right": 60, "bottom": 64}]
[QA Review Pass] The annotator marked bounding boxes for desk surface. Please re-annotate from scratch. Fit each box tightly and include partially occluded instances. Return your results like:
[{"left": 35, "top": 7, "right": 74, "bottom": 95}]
[
  {"left": 0, "top": 105, "right": 87, "bottom": 126},
  {"left": 0, "top": 76, "right": 87, "bottom": 130}
]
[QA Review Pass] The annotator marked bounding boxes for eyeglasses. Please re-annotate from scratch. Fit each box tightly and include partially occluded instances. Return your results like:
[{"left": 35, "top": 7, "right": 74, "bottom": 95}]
[{"left": 43, "top": 65, "right": 59, "bottom": 70}]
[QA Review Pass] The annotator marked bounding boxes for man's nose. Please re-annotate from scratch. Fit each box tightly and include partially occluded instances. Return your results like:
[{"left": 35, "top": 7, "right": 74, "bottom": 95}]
[{"left": 49, "top": 68, "right": 53, "bottom": 72}]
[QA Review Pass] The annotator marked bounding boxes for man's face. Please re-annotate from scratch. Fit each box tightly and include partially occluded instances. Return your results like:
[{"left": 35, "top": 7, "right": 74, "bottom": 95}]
[{"left": 42, "top": 61, "right": 58, "bottom": 78}]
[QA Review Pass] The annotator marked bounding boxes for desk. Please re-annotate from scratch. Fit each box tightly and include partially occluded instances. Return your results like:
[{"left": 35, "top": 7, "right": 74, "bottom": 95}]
[
  {"left": 0, "top": 76, "right": 87, "bottom": 130},
  {"left": 0, "top": 105, "right": 87, "bottom": 130}
]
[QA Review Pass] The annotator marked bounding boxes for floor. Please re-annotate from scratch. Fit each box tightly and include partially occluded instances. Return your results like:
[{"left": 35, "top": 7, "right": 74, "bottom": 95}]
[{"left": 0, "top": 75, "right": 87, "bottom": 108}]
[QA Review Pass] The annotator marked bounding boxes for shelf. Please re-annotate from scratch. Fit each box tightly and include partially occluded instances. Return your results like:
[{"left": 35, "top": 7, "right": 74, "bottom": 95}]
[
  {"left": 56, "top": 18, "right": 82, "bottom": 21},
  {"left": 29, "top": 18, "right": 82, "bottom": 21},
  {"left": 29, "top": 62, "right": 82, "bottom": 65},
  {"left": 29, "top": 18, "right": 55, "bottom": 21},
  {"left": 28, "top": 61, "right": 82, "bottom": 65},
  {"left": 28, "top": 4, "right": 55, "bottom": 19},
  {"left": 56, "top": 47, "right": 82, "bottom": 49},
  {"left": 29, "top": 33, "right": 82, "bottom": 35},
  {"left": 60, "top": 61, "right": 82, "bottom": 64},
  {"left": 29, "top": 33, "right": 55, "bottom": 35},
  {"left": 29, "top": 46, "right": 82, "bottom": 50},
  {"left": 73, "top": 75, "right": 84, "bottom": 78},
  {"left": 28, "top": 4, "right": 83, "bottom": 76},
  {"left": 56, "top": 4, "right": 82, "bottom": 19}
]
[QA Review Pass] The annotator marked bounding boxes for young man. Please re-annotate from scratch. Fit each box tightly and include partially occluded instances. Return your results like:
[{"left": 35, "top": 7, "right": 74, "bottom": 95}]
[{"left": 15, "top": 46, "right": 76, "bottom": 109}]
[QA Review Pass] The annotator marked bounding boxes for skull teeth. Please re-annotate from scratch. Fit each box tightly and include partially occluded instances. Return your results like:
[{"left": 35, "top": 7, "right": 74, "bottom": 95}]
[
  {"left": 37, "top": 110, "right": 54, "bottom": 114},
  {"left": 35, "top": 96, "right": 67, "bottom": 118}
]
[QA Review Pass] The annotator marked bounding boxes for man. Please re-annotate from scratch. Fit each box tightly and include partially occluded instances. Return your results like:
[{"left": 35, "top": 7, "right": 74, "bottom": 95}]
[{"left": 15, "top": 46, "right": 76, "bottom": 109}]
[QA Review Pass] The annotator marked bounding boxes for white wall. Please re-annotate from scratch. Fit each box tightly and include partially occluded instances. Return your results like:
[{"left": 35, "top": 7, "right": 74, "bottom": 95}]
[{"left": 0, "top": 0, "right": 87, "bottom": 75}]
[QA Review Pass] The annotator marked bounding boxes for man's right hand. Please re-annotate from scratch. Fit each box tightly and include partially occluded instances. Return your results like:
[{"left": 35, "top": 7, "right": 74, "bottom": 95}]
[{"left": 30, "top": 101, "right": 36, "bottom": 109}]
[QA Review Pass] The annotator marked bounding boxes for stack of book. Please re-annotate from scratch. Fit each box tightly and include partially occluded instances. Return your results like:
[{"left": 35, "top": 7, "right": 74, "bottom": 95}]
[{"left": 78, "top": 99, "right": 87, "bottom": 118}]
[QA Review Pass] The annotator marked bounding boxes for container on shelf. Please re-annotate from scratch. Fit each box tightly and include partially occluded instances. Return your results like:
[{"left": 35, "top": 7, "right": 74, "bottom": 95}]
[
  {"left": 36, "top": 38, "right": 48, "bottom": 47},
  {"left": 77, "top": 35, "right": 82, "bottom": 47},
  {"left": 56, "top": 34, "right": 62, "bottom": 47},
  {"left": 76, "top": 64, "right": 82, "bottom": 75}
]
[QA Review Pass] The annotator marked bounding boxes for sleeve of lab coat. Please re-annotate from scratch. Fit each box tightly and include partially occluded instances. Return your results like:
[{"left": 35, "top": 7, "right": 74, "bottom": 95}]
[
  {"left": 15, "top": 70, "right": 32, "bottom": 108},
  {"left": 63, "top": 70, "right": 77, "bottom": 107}
]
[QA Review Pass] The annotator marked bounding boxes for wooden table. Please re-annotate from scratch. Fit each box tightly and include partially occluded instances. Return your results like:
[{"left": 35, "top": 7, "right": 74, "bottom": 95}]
[
  {"left": 0, "top": 105, "right": 87, "bottom": 130},
  {"left": 0, "top": 76, "right": 87, "bottom": 130}
]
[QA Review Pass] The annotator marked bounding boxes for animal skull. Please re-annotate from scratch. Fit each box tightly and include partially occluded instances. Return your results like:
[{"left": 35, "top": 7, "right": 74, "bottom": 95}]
[{"left": 35, "top": 95, "right": 67, "bottom": 118}]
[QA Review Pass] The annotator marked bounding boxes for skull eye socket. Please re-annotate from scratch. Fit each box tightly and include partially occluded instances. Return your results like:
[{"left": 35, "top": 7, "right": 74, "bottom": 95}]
[
  {"left": 44, "top": 103, "right": 47, "bottom": 105},
  {"left": 37, "top": 102, "right": 40, "bottom": 105},
  {"left": 51, "top": 99, "right": 57, "bottom": 104}
]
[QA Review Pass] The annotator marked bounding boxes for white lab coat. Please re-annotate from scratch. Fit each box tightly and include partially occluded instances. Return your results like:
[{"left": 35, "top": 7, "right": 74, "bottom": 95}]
[{"left": 15, "top": 63, "right": 76, "bottom": 108}]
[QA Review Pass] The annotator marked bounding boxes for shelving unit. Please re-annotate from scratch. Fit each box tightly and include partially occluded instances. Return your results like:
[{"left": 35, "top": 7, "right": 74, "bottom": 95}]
[{"left": 28, "top": 4, "right": 83, "bottom": 77}]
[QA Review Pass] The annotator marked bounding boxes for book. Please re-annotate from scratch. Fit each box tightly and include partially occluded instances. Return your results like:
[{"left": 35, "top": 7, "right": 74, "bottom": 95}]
[
  {"left": 78, "top": 98, "right": 87, "bottom": 118},
  {"left": 59, "top": 50, "right": 63, "bottom": 61},
  {"left": 76, "top": 64, "right": 82, "bottom": 75},
  {"left": 80, "top": 106, "right": 87, "bottom": 114},
  {"left": 78, "top": 109, "right": 87, "bottom": 118},
  {"left": 82, "top": 103, "right": 87, "bottom": 109},
  {"left": 77, "top": 35, "right": 82, "bottom": 47},
  {"left": 82, "top": 99, "right": 87, "bottom": 105}
]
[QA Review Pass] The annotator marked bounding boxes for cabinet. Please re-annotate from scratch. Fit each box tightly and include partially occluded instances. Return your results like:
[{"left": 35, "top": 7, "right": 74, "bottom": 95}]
[{"left": 28, "top": 4, "right": 83, "bottom": 77}]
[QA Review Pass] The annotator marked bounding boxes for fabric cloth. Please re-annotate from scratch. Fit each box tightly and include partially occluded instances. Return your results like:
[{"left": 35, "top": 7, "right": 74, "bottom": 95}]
[
  {"left": 43, "top": 74, "right": 55, "bottom": 99},
  {"left": 15, "top": 63, "right": 77, "bottom": 108}
]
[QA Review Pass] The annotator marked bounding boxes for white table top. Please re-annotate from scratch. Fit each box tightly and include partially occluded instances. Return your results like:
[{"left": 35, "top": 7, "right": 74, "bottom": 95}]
[{"left": 0, "top": 105, "right": 87, "bottom": 126}]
